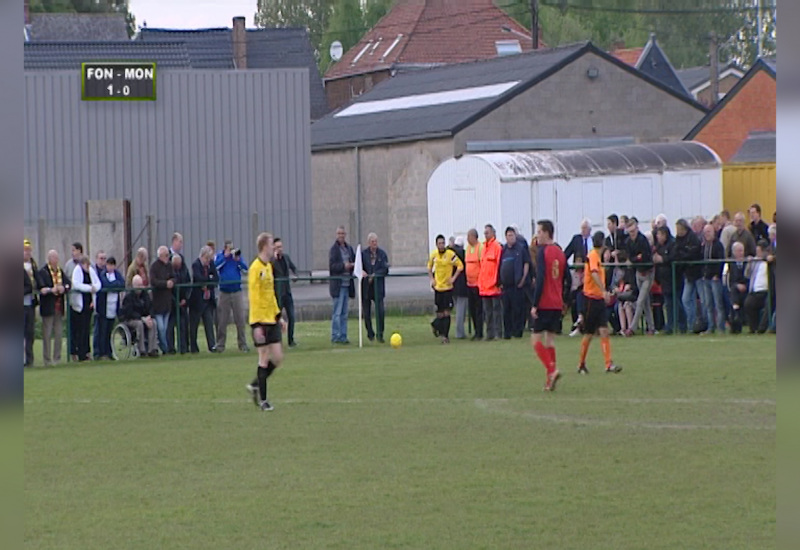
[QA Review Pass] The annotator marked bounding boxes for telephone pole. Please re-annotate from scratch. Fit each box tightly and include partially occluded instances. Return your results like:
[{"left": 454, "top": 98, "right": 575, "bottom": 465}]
[
  {"left": 531, "top": 0, "right": 539, "bottom": 50},
  {"left": 709, "top": 31, "right": 719, "bottom": 107}
]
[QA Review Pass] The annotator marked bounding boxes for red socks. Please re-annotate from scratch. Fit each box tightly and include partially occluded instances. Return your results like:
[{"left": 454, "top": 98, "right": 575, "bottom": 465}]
[{"left": 534, "top": 342, "right": 556, "bottom": 374}]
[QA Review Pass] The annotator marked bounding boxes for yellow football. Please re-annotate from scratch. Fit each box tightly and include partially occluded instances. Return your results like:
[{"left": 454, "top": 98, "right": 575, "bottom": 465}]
[{"left": 390, "top": 333, "right": 402, "bottom": 349}]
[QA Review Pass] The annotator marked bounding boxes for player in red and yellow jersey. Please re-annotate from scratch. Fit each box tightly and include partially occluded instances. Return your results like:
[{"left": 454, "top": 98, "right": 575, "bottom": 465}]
[
  {"left": 427, "top": 234, "right": 464, "bottom": 344},
  {"left": 245, "top": 232, "right": 287, "bottom": 411},
  {"left": 530, "top": 220, "right": 566, "bottom": 391},
  {"left": 577, "top": 232, "right": 622, "bottom": 375}
]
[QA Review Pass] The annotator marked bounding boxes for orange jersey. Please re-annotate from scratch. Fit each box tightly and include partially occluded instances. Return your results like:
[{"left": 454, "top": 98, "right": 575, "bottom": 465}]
[{"left": 583, "top": 248, "right": 605, "bottom": 299}]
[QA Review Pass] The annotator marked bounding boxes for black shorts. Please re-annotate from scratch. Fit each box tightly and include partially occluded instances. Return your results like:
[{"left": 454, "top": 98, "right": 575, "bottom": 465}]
[
  {"left": 434, "top": 290, "right": 454, "bottom": 312},
  {"left": 251, "top": 323, "right": 281, "bottom": 347},
  {"left": 533, "top": 309, "right": 562, "bottom": 333},
  {"left": 583, "top": 297, "right": 609, "bottom": 334}
]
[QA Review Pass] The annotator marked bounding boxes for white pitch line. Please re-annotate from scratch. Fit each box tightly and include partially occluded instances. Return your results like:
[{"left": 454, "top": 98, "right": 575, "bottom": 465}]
[
  {"left": 23, "top": 396, "right": 775, "bottom": 406},
  {"left": 473, "top": 399, "right": 775, "bottom": 431}
]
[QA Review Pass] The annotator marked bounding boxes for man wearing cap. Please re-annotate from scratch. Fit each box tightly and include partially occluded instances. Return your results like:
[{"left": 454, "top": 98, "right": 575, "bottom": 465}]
[
  {"left": 23, "top": 239, "right": 40, "bottom": 366},
  {"left": 215, "top": 240, "right": 249, "bottom": 353}
]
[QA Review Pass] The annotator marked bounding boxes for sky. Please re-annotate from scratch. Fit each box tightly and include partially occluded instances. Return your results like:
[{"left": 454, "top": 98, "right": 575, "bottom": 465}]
[{"left": 128, "top": 0, "right": 258, "bottom": 30}]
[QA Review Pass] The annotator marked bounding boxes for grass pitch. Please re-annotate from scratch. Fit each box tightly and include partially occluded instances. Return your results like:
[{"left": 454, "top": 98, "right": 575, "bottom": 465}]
[{"left": 25, "top": 317, "right": 775, "bottom": 549}]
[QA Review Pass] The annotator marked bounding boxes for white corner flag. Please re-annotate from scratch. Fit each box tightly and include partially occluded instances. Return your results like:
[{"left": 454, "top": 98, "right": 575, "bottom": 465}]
[{"left": 354, "top": 245, "right": 364, "bottom": 348}]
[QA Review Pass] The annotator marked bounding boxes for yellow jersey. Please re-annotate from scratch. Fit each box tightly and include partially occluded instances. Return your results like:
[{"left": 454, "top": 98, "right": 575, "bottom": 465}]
[
  {"left": 427, "top": 249, "right": 464, "bottom": 291},
  {"left": 248, "top": 258, "right": 281, "bottom": 325}
]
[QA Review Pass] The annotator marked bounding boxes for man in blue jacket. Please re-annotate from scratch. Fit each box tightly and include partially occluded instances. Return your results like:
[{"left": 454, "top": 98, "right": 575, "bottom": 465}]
[
  {"left": 329, "top": 226, "right": 355, "bottom": 344},
  {"left": 361, "top": 232, "right": 390, "bottom": 343},
  {"left": 499, "top": 227, "right": 531, "bottom": 339},
  {"left": 215, "top": 240, "right": 249, "bottom": 353}
]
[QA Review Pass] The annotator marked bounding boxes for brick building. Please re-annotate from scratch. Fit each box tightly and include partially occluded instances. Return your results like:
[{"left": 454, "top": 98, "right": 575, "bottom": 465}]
[
  {"left": 311, "top": 42, "right": 707, "bottom": 268},
  {"left": 323, "top": 0, "right": 542, "bottom": 112},
  {"left": 685, "top": 58, "right": 776, "bottom": 162}
]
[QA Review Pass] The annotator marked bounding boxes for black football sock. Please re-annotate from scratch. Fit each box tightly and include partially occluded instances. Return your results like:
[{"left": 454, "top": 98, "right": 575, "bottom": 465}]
[
  {"left": 257, "top": 365, "right": 268, "bottom": 402},
  {"left": 265, "top": 361, "right": 277, "bottom": 378},
  {"left": 442, "top": 316, "right": 451, "bottom": 338}
]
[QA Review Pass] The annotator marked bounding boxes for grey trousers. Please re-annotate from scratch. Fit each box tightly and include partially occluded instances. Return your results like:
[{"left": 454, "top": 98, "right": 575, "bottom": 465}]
[
  {"left": 126, "top": 319, "right": 157, "bottom": 355},
  {"left": 482, "top": 296, "right": 503, "bottom": 339},
  {"left": 454, "top": 296, "right": 469, "bottom": 338},
  {"left": 217, "top": 291, "right": 247, "bottom": 351},
  {"left": 41, "top": 314, "right": 63, "bottom": 365},
  {"left": 631, "top": 270, "right": 655, "bottom": 332}
]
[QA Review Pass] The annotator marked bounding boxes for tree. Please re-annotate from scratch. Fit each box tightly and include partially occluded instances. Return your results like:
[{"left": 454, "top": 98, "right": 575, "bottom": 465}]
[
  {"left": 256, "top": 1, "right": 334, "bottom": 65},
  {"left": 257, "top": 0, "right": 396, "bottom": 71},
  {"left": 29, "top": 0, "right": 136, "bottom": 37}
]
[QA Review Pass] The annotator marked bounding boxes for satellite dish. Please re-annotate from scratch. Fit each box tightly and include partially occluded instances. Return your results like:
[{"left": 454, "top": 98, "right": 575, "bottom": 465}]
[{"left": 330, "top": 40, "right": 343, "bottom": 62}]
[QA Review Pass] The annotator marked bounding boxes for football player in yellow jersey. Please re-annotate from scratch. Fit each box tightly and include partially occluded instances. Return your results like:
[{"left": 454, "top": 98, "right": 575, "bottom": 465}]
[
  {"left": 427, "top": 234, "right": 464, "bottom": 343},
  {"left": 246, "top": 232, "right": 287, "bottom": 411}
]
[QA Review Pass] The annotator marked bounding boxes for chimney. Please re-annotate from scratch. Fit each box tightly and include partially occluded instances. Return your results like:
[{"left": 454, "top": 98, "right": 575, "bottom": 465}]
[{"left": 232, "top": 16, "right": 247, "bottom": 69}]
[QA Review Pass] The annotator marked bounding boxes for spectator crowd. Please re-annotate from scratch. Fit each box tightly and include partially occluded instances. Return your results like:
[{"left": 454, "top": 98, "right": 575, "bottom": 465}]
[
  {"left": 23, "top": 203, "right": 776, "bottom": 366},
  {"left": 22, "top": 232, "right": 300, "bottom": 367},
  {"left": 422, "top": 204, "right": 776, "bottom": 344}
]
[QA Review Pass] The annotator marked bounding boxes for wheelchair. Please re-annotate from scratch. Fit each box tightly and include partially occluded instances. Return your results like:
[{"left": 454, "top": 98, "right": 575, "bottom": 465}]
[{"left": 111, "top": 322, "right": 140, "bottom": 360}]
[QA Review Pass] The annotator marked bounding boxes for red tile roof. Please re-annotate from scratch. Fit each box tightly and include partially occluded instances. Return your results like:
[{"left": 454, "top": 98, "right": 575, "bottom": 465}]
[
  {"left": 325, "top": 0, "right": 543, "bottom": 80},
  {"left": 609, "top": 47, "right": 643, "bottom": 66}
]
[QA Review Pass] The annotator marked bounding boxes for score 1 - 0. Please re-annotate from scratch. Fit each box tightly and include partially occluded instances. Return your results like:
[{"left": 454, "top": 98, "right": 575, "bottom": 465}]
[{"left": 81, "top": 62, "right": 156, "bottom": 101}]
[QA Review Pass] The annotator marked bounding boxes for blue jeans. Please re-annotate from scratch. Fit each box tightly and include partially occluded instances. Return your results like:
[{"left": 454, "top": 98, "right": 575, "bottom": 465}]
[
  {"left": 154, "top": 312, "right": 170, "bottom": 353},
  {"left": 700, "top": 278, "right": 726, "bottom": 332},
  {"left": 682, "top": 278, "right": 698, "bottom": 333},
  {"left": 331, "top": 286, "right": 350, "bottom": 342}
]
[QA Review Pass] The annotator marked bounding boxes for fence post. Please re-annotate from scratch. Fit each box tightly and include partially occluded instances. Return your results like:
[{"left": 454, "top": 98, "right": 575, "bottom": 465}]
[{"left": 672, "top": 260, "right": 678, "bottom": 334}]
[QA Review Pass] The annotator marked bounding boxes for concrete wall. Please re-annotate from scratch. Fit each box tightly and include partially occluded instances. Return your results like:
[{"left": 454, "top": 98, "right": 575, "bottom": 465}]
[
  {"left": 86, "top": 200, "right": 129, "bottom": 267},
  {"left": 311, "top": 138, "right": 453, "bottom": 269},
  {"left": 454, "top": 52, "right": 707, "bottom": 154}
]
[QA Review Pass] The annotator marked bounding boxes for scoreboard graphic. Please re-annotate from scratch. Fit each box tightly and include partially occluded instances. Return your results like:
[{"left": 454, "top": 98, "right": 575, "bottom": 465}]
[{"left": 81, "top": 62, "right": 156, "bottom": 101}]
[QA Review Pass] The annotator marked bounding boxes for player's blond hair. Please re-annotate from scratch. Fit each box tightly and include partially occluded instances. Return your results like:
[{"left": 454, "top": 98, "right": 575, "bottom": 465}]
[{"left": 257, "top": 232, "right": 273, "bottom": 252}]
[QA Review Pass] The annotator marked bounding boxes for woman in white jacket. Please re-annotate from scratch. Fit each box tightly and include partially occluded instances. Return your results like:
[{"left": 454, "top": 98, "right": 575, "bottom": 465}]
[{"left": 70, "top": 256, "right": 101, "bottom": 361}]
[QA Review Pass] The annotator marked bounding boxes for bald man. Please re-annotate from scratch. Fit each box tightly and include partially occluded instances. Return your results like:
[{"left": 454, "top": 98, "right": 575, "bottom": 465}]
[{"left": 38, "top": 249, "right": 70, "bottom": 366}]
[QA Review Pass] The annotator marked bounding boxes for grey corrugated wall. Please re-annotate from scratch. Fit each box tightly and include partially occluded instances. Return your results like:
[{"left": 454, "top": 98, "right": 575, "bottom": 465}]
[{"left": 24, "top": 69, "right": 312, "bottom": 270}]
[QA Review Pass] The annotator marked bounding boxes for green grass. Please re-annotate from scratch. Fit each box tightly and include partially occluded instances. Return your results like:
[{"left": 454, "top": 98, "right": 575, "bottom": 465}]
[{"left": 25, "top": 318, "right": 775, "bottom": 549}]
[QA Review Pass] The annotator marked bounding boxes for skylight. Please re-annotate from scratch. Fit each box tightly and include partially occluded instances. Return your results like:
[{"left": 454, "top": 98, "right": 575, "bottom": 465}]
[
  {"left": 380, "top": 34, "right": 403, "bottom": 61},
  {"left": 495, "top": 40, "right": 522, "bottom": 56},
  {"left": 334, "top": 81, "right": 520, "bottom": 118}
]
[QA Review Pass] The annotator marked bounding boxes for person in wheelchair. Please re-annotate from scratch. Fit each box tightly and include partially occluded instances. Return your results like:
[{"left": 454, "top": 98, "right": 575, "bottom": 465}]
[{"left": 119, "top": 274, "right": 159, "bottom": 358}]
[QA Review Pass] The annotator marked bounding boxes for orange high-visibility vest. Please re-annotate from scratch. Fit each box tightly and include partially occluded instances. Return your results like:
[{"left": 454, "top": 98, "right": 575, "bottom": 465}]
[
  {"left": 465, "top": 242, "right": 483, "bottom": 287},
  {"left": 478, "top": 238, "right": 502, "bottom": 297}
]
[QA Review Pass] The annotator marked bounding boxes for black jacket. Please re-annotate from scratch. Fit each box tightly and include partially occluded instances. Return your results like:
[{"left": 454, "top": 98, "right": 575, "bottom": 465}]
[
  {"left": 149, "top": 259, "right": 176, "bottom": 314},
  {"left": 119, "top": 291, "right": 152, "bottom": 321},
  {"left": 673, "top": 231, "right": 702, "bottom": 282},
  {"left": 449, "top": 245, "right": 469, "bottom": 297},
  {"left": 37, "top": 265, "right": 71, "bottom": 316},
  {"left": 653, "top": 237, "right": 675, "bottom": 290},
  {"left": 190, "top": 259, "right": 218, "bottom": 309},
  {"left": 272, "top": 253, "right": 298, "bottom": 298},
  {"left": 173, "top": 261, "right": 192, "bottom": 307},
  {"left": 750, "top": 219, "right": 769, "bottom": 242},
  {"left": 361, "top": 246, "right": 390, "bottom": 300},
  {"left": 328, "top": 241, "right": 356, "bottom": 299},
  {"left": 701, "top": 240, "right": 725, "bottom": 279},
  {"left": 564, "top": 233, "right": 591, "bottom": 263},
  {"left": 604, "top": 229, "right": 627, "bottom": 253},
  {"left": 626, "top": 233, "right": 653, "bottom": 273}
]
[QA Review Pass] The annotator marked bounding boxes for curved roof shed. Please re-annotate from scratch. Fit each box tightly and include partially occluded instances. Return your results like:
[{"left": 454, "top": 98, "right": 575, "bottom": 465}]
[{"left": 474, "top": 141, "right": 720, "bottom": 182}]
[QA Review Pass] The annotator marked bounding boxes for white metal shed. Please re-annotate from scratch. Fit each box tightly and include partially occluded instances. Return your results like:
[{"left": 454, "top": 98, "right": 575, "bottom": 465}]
[{"left": 426, "top": 141, "right": 722, "bottom": 246}]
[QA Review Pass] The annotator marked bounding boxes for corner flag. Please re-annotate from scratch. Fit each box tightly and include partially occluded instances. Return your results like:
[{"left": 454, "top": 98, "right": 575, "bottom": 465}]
[
  {"left": 354, "top": 245, "right": 364, "bottom": 348},
  {"left": 354, "top": 245, "right": 363, "bottom": 281}
]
